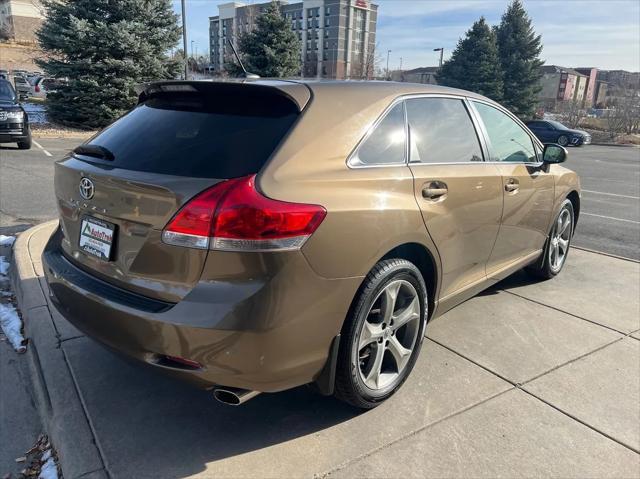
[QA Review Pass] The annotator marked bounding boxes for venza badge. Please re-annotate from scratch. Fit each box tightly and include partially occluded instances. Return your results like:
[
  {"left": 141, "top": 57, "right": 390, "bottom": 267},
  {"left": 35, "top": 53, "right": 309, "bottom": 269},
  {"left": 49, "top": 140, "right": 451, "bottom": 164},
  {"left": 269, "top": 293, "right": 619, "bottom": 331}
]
[{"left": 79, "top": 177, "right": 95, "bottom": 200}]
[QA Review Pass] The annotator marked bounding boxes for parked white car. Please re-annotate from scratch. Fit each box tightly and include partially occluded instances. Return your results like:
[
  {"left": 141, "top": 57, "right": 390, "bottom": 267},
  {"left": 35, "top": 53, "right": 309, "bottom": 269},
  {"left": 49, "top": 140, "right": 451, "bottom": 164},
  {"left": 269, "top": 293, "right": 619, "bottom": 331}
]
[{"left": 31, "top": 77, "right": 66, "bottom": 99}]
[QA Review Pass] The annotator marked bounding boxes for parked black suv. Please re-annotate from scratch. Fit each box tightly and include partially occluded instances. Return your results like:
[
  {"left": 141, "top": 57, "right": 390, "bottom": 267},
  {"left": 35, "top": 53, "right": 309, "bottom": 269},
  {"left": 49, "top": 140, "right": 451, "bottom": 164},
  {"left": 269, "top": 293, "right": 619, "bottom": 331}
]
[{"left": 0, "top": 79, "right": 31, "bottom": 149}]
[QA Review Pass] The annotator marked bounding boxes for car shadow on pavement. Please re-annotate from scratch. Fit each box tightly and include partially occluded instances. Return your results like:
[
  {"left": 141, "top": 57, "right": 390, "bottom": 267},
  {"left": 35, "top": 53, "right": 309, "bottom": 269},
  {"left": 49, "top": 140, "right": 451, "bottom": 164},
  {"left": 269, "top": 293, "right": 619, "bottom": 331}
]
[
  {"left": 61, "top": 336, "right": 361, "bottom": 477},
  {"left": 494, "top": 270, "right": 542, "bottom": 291}
]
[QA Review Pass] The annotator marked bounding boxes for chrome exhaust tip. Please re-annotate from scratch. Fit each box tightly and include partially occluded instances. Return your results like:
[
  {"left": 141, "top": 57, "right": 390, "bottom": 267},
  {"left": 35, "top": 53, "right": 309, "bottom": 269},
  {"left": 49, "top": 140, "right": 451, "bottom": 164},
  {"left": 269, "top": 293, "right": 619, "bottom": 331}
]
[{"left": 213, "top": 387, "right": 261, "bottom": 406}]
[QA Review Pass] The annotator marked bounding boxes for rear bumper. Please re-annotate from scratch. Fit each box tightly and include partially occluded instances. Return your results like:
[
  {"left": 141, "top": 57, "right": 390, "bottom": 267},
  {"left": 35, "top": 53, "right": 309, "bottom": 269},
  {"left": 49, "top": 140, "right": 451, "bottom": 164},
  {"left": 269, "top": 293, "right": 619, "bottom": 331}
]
[{"left": 43, "top": 227, "right": 361, "bottom": 393}]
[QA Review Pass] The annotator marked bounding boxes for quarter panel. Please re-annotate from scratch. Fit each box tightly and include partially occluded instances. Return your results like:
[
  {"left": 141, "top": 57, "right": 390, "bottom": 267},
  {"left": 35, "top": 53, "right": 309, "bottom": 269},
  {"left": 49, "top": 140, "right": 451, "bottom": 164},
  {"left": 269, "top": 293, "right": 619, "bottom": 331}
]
[{"left": 550, "top": 165, "right": 581, "bottom": 227}]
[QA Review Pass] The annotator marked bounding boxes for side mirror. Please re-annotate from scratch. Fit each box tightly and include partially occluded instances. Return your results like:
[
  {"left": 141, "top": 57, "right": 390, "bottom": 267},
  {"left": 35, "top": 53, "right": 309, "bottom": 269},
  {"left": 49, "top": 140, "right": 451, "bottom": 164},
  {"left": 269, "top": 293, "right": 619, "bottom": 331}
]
[{"left": 543, "top": 144, "right": 567, "bottom": 164}]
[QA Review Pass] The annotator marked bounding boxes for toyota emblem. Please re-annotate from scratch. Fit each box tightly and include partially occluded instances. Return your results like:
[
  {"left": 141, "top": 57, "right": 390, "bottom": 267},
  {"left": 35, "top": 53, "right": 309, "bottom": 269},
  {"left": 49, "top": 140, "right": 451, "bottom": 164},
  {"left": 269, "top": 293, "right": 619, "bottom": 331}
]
[{"left": 79, "top": 177, "right": 95, "bottom": 200}]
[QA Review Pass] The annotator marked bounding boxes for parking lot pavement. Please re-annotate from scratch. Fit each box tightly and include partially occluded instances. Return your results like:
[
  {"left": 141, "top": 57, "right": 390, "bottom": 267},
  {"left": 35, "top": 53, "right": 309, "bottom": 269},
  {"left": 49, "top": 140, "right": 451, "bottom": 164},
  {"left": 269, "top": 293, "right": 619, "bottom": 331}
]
[
  {"left": 564, "top": 145, "right": 640, "bottom": 260},
  {"left": 0, "top": 136, "right": 84, "bottom": 228},
  {"left": 12, "top": 221, "right": 640, "bottom": 479}
]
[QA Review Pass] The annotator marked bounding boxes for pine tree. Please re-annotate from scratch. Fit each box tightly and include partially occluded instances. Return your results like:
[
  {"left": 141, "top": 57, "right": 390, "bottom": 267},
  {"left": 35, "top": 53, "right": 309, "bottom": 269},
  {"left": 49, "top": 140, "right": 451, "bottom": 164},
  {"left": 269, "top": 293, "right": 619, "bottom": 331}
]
[
  {"left": 36, "top": 0, "right": 181, "bottom": 129},
  {"left": 437, "top": 17, "right": 503, "bottom": 101},
  {"left": 236, "top": 1, "right": 301, "bottom": 77},
  {"left": 495, "top": 0, "right": 544, "bottom": 118}
]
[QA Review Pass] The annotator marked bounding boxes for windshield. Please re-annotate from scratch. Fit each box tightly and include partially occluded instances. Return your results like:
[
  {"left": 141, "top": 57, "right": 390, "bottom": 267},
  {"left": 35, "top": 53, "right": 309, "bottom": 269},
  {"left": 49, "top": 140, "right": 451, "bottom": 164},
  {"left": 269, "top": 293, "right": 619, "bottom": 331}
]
[
  {"left": 547, "top": 120, "right": 567, "bottom": 130},
  {"left": 0, "top": 80, "right": 16, "bottom": 101}
]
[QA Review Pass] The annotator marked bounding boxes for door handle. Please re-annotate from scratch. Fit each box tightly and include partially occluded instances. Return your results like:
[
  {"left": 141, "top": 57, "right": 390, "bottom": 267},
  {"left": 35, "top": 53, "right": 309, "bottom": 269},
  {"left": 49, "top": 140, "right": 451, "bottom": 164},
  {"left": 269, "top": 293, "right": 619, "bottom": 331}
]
[
  {"left": 505, "top": 178, "right": 519, "bottom": 193},
  {"left": 422, "top": 181, "right": 448, "bottom": 200}
]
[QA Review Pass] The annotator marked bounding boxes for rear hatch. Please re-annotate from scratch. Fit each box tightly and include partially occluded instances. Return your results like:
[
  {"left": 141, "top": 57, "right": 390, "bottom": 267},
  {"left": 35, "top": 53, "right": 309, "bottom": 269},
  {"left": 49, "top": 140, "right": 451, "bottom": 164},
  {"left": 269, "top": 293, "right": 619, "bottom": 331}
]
[{"left": 54, "top": 81, "right": 307, "bottom": 303}]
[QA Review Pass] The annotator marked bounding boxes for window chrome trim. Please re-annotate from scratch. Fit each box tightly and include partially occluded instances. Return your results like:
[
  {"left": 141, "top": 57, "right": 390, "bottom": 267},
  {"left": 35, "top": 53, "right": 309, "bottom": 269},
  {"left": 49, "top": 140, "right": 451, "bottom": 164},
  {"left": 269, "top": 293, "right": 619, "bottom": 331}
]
[{"left": 346, "top": 92, "right": 531, "bottom": 170}]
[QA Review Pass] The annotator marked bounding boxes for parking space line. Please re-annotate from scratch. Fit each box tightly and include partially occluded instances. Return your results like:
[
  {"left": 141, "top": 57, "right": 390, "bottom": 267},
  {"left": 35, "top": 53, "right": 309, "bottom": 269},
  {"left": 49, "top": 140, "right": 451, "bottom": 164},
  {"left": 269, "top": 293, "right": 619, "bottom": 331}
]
[
  {"left": 582, "top": 189, "right": 640, "bottom": 200},
  {"left": 582, "top": 213, "right": 640, "bottom": 224},
  {"left": 32, "top": 140, "right": 53, "bottom": 157}
]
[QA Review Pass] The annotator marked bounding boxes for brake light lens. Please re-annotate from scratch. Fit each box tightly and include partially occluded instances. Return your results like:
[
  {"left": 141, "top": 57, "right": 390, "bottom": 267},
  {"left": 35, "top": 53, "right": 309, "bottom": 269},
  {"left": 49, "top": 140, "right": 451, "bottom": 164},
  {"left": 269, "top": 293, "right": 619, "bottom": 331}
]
[
  {"left": 162, "top": 175, "right": 326, "bottom": 252},
  {"left": 35, "top": 84, "right": 40, "bottom": 93}
]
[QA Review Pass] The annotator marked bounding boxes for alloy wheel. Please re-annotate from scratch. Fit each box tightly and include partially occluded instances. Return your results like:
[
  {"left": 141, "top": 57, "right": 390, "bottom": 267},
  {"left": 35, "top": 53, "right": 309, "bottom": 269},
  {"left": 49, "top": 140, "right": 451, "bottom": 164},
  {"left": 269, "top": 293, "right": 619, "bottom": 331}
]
[
  {"left": 549, "top": 207, "right": 572, "bottom": 272},
  {"left": 357, "top": 280, "right": 421, "bottom": 390}
]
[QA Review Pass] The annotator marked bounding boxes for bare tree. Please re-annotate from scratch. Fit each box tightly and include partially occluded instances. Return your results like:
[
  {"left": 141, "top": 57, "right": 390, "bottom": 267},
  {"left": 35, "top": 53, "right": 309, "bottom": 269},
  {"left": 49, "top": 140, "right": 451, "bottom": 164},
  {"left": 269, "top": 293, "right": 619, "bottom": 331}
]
[
  {"left": 605, "top": 88, "right": 640, "bottom": 139},
  {"left": 362, "top": 41, "right": 379, "bottom": 80},
  {"left": 556, "top": 99, "right": 586, "bottom": 128}
]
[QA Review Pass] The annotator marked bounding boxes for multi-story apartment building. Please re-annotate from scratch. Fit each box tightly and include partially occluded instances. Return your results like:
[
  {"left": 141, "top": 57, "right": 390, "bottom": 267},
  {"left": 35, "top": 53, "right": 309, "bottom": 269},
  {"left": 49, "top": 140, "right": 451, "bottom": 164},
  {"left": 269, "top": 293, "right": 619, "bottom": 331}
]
[
  {"left": 209, "top": 0, "right": 378, "bottom": 79},
  {"left": 538, "top": 65, "right": 589, "bottom": 109},
  {"left": 574, "top": 67, "right": 612, "bottom": 108},
  {"left": 0, "top": 0, "right": 43, "bottom": 43}
]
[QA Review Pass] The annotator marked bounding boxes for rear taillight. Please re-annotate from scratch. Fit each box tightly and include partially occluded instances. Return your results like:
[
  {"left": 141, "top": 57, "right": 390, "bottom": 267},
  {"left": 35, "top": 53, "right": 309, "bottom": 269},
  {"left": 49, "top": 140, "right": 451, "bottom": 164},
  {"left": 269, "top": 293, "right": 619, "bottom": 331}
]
[
  {"left": 162, "top": 175, "right": 326, "bottom": 252},
  {"left": 35, "top": 84, "right": 40, "bottom": 93}
]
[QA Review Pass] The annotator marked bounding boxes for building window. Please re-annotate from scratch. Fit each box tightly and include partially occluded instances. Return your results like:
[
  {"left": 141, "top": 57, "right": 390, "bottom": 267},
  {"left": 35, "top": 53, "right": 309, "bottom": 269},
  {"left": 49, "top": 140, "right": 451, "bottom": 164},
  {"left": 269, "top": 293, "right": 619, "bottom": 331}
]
[
  {"left": 306, "top": 52, "right": 311, "bottom": 61},
  {"left": 315, "top": 31, "right": 319, "bottom": 39},
  {"left": 325, "top": 29, "right": 329, "bottom": 38},
  {"left": 324, "top": 40, "right": 329, "bottom": 49},
  {"left": 325, "top": 17, "right": 330, "bottom": 27},
  {"left": 325, "top": 6, "right": 331, "bottom": 15},
  {"left": 323, "top": 51, "right": 328, "bottom": 61}
]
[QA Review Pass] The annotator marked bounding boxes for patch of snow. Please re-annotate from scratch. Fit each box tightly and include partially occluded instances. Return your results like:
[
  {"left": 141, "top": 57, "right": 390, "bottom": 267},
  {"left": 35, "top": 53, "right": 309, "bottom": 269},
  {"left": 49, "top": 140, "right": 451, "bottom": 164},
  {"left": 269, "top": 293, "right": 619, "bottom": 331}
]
[
  {"left": 0, "top": 235, "right": 15, "bottom": 246},
  {"left": 0, "top": 303, "right": 26, "bottom": 353},
  {"left": 38, "top": 448, "right": 58, "bottom": 479},
  {"left": 0, "top": 256, "right": 9, "bottom": 275},
  {"left": 23, "top": 102, "right": 49, "bottom": 125}
]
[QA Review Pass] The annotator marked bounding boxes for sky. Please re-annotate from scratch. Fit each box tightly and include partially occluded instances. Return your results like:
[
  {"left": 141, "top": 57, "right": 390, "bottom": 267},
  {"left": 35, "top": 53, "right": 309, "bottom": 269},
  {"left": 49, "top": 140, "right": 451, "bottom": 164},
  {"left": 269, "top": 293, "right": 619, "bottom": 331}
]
[{"left": 172, "top": 0, "right": 640, "bottom": 72}]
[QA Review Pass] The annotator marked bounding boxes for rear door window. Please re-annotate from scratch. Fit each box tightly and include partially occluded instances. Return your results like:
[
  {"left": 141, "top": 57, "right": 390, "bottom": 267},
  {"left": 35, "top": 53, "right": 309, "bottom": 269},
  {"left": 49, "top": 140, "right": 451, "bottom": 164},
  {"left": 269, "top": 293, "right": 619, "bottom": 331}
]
[
  {"left": 406, "top": 97, "right": 483, "bottom": 164},
  {"left": 80, "top": 89, "right": 299, "bottom": 178}
]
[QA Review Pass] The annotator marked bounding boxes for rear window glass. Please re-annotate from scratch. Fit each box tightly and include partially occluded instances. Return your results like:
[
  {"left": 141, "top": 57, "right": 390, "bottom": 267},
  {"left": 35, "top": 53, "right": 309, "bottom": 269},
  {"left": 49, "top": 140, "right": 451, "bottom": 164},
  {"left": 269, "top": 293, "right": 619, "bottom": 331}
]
[{"left": 81, "top": 89, "right": 299, "bottom": 178}]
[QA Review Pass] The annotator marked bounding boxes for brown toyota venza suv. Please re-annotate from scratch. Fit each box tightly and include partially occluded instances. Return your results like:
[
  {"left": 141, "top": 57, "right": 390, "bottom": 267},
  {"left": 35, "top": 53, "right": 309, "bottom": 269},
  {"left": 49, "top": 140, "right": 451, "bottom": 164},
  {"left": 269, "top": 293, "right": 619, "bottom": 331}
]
[{"left": 44, "top": 80, "right": 580, "bottom": 408}]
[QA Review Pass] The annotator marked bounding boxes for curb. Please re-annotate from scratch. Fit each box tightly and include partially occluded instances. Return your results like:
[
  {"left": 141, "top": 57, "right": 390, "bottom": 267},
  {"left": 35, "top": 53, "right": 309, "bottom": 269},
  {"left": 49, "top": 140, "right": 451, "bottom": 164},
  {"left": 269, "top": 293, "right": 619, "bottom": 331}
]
[
  {"left": 572, "top": 245, "right": 640, "bottom": 264},
  {"left": 589, "top": 143, "right": 640, "bottom": 148},
  {"left": 11, "top": 221, "right": 108, "bottom": 479}
]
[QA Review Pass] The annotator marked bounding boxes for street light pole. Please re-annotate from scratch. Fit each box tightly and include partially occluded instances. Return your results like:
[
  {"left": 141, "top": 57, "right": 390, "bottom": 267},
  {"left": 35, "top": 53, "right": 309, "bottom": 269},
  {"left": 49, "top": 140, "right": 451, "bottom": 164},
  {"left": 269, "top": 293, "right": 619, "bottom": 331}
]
[
  {"left": 433, "top": 47, "right": 444, "bottom": 68},
  {"left": 386, "top": 49, "right": 391, "bottom": 80},
  {"left": 181, "top": 0, "right": 188, "bottom": 80}
]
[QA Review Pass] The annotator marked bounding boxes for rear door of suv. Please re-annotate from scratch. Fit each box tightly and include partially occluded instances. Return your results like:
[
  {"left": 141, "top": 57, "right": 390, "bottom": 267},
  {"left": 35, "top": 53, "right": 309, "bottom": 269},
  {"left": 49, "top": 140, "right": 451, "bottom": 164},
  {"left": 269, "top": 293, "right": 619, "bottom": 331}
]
[
  {"left": 53, "top": 82, "right": 307, "bottom": 303},
  {"left": 406, "top": 96, "right": 503, "bottom": 304}
]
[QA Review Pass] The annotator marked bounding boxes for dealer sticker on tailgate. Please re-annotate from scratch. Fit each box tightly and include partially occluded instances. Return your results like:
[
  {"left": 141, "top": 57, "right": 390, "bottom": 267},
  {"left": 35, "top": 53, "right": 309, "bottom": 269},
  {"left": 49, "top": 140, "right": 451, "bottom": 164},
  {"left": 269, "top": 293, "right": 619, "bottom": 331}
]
[{"left": 79, "top": 217, "right": 115, "bottom": 260}]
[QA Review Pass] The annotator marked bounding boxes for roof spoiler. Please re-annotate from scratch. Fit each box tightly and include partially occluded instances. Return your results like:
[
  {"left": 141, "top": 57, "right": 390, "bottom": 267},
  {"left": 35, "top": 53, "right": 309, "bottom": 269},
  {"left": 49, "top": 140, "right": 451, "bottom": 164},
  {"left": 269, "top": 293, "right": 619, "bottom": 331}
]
[{"left": 134, "top": 81, "right": 307, "bottom": 111}]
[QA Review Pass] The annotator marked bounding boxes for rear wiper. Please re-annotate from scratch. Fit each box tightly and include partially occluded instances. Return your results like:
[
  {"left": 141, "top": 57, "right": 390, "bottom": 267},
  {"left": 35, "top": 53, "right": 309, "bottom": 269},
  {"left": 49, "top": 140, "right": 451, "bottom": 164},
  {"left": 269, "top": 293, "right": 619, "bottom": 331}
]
[{"left": 73, "top": 144, "right": 115, "bottom": 161}]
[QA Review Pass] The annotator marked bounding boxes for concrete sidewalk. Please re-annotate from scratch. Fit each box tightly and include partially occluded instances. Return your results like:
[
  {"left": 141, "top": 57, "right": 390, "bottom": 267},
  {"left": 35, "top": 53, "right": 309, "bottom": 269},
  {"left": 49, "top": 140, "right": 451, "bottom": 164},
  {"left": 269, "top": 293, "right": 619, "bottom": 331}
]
[{"left": 11, "top": 221, "right": 640, "bottom": 479}]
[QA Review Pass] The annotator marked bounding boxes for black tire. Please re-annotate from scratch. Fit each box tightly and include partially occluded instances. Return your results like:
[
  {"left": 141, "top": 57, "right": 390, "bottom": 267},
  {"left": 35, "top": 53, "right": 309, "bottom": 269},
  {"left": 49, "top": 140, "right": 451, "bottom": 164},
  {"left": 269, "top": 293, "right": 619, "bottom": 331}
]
[
  {"left": 527, "top": 199, "right": 574, "bottom": 280},
  {"left": 334, "top": 258, "right": 428, "bottom": 409},
  {"left": 18, "top": 135, "right": 32, "bottom": 150},
  {"left": 557, "top": 134, "right": 569, "bottom": 146}
]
